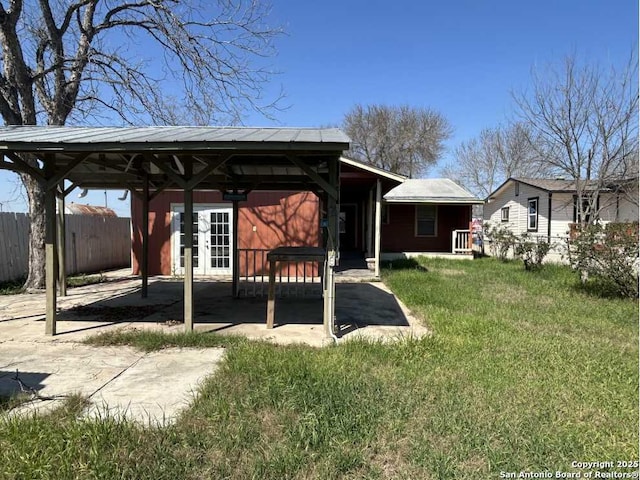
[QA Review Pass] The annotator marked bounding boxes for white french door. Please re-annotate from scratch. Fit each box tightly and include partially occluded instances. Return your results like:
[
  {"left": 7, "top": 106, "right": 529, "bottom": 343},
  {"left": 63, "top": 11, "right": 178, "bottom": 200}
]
[{"left": 171, "top": 204, "right": 233, "bottom": 276}]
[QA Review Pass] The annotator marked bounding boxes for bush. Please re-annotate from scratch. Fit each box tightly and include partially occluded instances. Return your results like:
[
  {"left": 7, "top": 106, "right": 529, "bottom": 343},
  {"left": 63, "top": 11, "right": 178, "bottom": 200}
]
[
  {"left": 485, "top": 224, "right": 516, "bottom": 261},
  {"left": 514, "top": 233, "right": 552, "bottom": 271},
  {"left": 567, "top": 222, "right": 639, "bottom": 298}
]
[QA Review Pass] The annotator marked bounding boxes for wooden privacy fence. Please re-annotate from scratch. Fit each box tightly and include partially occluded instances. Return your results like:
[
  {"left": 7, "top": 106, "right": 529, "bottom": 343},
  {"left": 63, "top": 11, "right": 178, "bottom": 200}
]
[{"left": 0, "top": 212, "right": 131, "bottom": 282}]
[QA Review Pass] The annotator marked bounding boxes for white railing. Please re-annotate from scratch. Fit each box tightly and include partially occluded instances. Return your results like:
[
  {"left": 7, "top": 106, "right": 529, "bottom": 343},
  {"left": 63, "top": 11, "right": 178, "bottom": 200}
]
[{"left": 452, "top": 229, "right": 472, "bottom": 254}]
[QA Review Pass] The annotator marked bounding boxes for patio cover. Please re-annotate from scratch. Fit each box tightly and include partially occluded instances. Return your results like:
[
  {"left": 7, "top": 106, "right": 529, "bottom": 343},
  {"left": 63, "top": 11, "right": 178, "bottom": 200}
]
[{"left": 0, "top": 125, "right": 349, "bottom": 338}]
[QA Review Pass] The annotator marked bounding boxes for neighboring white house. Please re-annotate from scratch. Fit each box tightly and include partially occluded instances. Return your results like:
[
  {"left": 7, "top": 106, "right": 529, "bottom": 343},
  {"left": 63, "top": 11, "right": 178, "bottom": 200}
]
[{"left": 484, "top": 177, "right": 639, "bottom": 261}]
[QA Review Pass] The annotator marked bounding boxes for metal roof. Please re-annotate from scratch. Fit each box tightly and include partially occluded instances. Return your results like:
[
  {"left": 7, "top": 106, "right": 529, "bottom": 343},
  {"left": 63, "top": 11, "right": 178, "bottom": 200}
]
[
  {"left": 0, "top": 126, "right": 350, "bottom": 151},
  {"left": 384, "top": 179, "right": 482, "bottom": 204},
  {"left": 0, "top": 125, "right": 349, "bottom": 192},
  {"left": 65, "top": 202, "right": 117, "bottom": 217}
]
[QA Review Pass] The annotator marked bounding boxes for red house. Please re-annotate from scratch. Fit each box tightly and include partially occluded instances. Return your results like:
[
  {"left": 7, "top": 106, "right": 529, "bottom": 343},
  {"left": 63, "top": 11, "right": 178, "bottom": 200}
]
[{"left": 131, "top": 157, "right": 482, "bottom": 279}]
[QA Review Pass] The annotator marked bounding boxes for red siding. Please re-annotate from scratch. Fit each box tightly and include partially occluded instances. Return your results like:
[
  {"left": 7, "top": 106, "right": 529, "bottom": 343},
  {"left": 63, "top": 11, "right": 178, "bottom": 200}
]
[
  {"left": 132, "top": 191, "right": 320, "bottom": 275},
  {"left": 382, "top": 204, "right": 471, "bottom": 252}
]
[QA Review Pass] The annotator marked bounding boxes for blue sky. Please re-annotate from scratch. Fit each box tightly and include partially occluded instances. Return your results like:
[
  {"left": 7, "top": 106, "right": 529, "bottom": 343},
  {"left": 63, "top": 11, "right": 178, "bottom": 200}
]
[{"left": 0, "top": 0, "right": 636, "bottom": 216}]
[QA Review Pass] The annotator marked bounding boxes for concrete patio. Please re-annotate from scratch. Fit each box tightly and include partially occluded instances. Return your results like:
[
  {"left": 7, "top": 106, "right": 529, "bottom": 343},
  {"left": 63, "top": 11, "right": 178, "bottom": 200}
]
[{"left": 0, "top": 270, "right": 427, "bottom": 423}]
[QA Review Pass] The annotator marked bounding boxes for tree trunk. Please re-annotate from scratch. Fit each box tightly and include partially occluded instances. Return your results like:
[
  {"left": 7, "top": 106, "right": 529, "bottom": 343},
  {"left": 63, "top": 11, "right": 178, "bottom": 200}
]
[{"left": 21, "top": 173, "right": 46, "bottom": 291}]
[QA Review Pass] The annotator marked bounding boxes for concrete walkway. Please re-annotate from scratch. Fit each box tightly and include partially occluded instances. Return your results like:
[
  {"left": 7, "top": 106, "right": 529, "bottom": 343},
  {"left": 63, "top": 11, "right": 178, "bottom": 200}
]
[
  {"left": 0, "top": 270, "right": 428, "bottom": 423},
  {"left": 0, "top": 343, "right": 224, "bottom": 425}
]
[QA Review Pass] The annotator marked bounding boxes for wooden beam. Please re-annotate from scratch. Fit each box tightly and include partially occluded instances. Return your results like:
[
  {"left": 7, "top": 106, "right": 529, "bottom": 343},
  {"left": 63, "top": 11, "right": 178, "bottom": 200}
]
[
  {"left": 183, "top": 159, "right": 194, "bottom": 331},
  {"left": 149, "top": 178, "right": 176, "bottom": 201},
  {"left": 266, "top": 259, "right": 276, "bottom": 329},
  {"left": 44, "top": 163, "right": 58, "bottom": 335},
  {"left": 231, "top": 199, "right": 240, "bottom": 298},
  {"left": 323, "top": 156, "right": 340, "bottom": 339},
  {"left": 374, "top": 179, "right": 382, "bottom": 278},
  {"left": 289, "top": 156, "right": 338, "bottom": 199},
  {"left": 45, "top": 154, "right": 90, "bottom": 190},
  {"left": 63, "top": 182, "right": 78, "bottom": 197},
  {"left": 146, "top": 154, "right": 187, "bottom": 188},
  {"left": 141, "top": 174, "right": 150, "bottom": 298},
  {"left": 186, "top": 155, "right": 231, "bottom": 190},
  {"left": 56, "top": 184, "right": 67, "bottom": 296},
  {"left": 366, "top": 187, "right": 373, "bottom": 256},
  {"left": 4, "top": 152, "right": 45, "bottom": 184}
]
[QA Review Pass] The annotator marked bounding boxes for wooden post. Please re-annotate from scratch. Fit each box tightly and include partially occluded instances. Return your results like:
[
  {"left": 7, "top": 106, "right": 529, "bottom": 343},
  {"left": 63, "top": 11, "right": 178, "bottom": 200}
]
[
  {"left": 374, "top": 179, "right": 382, "bottom": 277},
  {"left": 141, "top": 174, "right": 149, "bottom": 298},
  {"left": 56, "top": 184, "right": 67, "bottom": 296},
  {"left": 367, "top": 188, "right": 374, "bottom": 257},
  {"left": 45, "top": 172, "right": 58, "bottom": 336},
  {"left": 232, "top": 199, "right": 239, "bottom": 297},
  {"left": 184, "top": 186, "right": 194, "bottom": 331},
  {"left": 266, "top": 259, "right": 276, "bottom": 328},
  {"left": 323, "top": 156, "right": 339, "bottom": 339},
  {"left": 468, "top": 220, "right": 473, "bottom": 251}
]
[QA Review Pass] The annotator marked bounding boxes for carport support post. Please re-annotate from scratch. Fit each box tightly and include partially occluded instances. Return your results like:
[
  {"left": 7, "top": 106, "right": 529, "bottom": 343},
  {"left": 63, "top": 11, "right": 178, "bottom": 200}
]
[
  {"left": 45, "top": 168, "right": 58, "bottom": 335},
  {"left": 323, "top": 156, "right": 339, "bottom": 339},
  {"left": 374, "top": 179, "right": 382, "bottom": 277},
  {"left": 141, "top": 174, "right": 149, "bottom": 298},
  {"left": 56, "top": 183, "right": 67, "bottom": 296},
  {"left": 366, "top": 187, "right": 373, "bottom": 256},
  {"left": 232, "top": 199, "right": 239, "bottom": 297},
  {"left": 184, "top": 186, "right": 194, "bottom": 331}
]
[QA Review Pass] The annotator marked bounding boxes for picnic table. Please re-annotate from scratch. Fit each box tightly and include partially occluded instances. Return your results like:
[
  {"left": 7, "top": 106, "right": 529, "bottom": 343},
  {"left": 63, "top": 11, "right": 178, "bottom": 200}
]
[{"left": 265, "top": 246, "right": 326, "bottom": 328}]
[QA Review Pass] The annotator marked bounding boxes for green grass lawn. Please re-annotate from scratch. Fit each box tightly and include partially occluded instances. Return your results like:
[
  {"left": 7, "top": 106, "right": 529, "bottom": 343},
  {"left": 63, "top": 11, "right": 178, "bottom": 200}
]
[{"left": 1, "top": 258, "right": 637, "bottom": 479}]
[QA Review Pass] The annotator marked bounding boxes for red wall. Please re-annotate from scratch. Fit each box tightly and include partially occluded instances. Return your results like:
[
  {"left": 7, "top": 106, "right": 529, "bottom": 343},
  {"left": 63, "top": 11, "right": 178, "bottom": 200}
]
[
  {"left": 382, "top": 204, "right": 471, "bottom": 252},
  {"left": 131, "top": 191, "right": 320, "bottom": 275}
]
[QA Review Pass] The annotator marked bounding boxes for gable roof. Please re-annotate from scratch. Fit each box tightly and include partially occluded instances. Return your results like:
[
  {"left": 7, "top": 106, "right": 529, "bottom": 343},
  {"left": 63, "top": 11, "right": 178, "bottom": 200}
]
[
  {"left": 384, "top": 179, "right": 483, "bottom": 204},
  {"left": 487, "top": 177, "right": 635, "bottom": 201},
  {"left": 339, "top": 156, "right": 407, "bottom": 182}
]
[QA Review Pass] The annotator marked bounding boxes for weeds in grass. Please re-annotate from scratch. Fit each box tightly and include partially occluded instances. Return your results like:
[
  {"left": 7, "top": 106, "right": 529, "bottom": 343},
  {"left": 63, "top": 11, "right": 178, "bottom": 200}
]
[
  {"left": 0, "top": 277, "right": 25, "bottom": 295},
  {"left": 83, "top": 329, "right": 247, "bottom": 352},
  {"left": 67, "top": 273, "right": 107, "bottom": 288}
]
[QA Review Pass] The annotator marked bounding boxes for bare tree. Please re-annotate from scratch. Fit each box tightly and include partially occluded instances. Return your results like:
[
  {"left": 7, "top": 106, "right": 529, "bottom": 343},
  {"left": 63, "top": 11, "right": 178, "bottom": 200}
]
[
  {"left": 513, "top": 53, "right": 639, "bottom": 224},
  {"left": 0, "top": 0, "right": 283, "bottom": 289},
  {"left": 343, "top": 104, "right": 452, "bottom": 178},
  {"left": 441, "top": 122, "right": 550, "bottom": 198}
]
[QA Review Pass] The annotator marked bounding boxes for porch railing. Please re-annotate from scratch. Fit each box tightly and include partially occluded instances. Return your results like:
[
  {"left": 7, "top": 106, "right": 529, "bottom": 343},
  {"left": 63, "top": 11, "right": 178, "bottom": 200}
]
[
  {"left": 452, "top": 229, "right": 472, "bottom": 254},
  {"left": 238, "top": 248, "right": 322, "bottom": 297}
]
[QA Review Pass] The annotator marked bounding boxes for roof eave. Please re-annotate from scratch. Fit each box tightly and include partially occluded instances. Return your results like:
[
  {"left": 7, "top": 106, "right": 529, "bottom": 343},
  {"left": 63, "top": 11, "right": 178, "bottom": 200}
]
[
  {"left": 339, "top": 156, "right": 407, "bottom": 182},
  {"left": 0, "top": 140, "right": 350, "bottom": 153},
  {"left": 385, "top": 198, "right": 483, "bottom": 205}
]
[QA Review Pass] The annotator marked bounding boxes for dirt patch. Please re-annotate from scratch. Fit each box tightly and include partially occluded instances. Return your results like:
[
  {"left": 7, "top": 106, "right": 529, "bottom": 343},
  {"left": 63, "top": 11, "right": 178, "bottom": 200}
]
[{"left": 67, "top": 305, "right": 159, "bottom": 321}]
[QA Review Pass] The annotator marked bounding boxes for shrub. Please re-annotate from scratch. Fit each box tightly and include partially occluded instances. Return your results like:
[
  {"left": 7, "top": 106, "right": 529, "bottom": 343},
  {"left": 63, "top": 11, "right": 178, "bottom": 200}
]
[
  {"left": 485, "top": 223, "right": 516, "bottom": 261},
  {"left": 567, "top": 222, "right": 639, "bottom": 298},
  {"left": 514, "top": 233, "right": 552, "bottom": 271}
]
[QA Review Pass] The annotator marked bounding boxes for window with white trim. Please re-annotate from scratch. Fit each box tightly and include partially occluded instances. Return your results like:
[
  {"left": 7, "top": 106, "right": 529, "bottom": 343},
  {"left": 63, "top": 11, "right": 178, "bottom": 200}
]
[
  {"left": 527, "top": 198, "right": 539, "bottom": 231},
  {"left": 416, "top": 205, "right": 437, "bottom": 236},
  {"left": 501, "top": 207, "right": 509, "bottom": 222}
]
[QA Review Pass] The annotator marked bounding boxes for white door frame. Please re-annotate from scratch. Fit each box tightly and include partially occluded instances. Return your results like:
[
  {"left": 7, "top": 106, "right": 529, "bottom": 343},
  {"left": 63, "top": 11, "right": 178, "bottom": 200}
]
[{"left": 170, "top": 203, "right": 234, "bottom": 276}]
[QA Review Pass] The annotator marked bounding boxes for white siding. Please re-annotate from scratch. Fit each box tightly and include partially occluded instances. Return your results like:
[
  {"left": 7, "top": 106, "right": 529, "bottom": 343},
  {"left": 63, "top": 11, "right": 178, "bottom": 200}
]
[
  {"left": 486, "top": 183, "right": 639, "bottom": 264},
  {"left": 617, "top": 190, "right": 638, "bottom": 222},
  {"left": 549, "top": 193, "right": 574, "bottom": 238},
  {"left": 484, "top": 181, "right": 550, "bottom": 236}
]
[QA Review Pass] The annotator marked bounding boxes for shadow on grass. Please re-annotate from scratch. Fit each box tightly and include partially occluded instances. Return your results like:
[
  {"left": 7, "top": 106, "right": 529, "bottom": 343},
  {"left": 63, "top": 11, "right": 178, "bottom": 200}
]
[
  {"left": 380, "top": 258, "right": 428, "bottom": 272},
  {"left": 571, "top": 278, "right": 639, "bottom": 300}
]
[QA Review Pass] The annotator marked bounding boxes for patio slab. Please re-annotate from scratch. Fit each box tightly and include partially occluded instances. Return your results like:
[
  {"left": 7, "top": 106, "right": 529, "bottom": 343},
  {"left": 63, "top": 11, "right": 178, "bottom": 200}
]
[
  {"left": 0, "top": 271, "right": 427, "bottom": 423},
  {"left": 0, "top": 271, "right": 428, "bottom": 347},
  {"left": 0, "top": 342, "right": 224, "bottom": 424}
]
